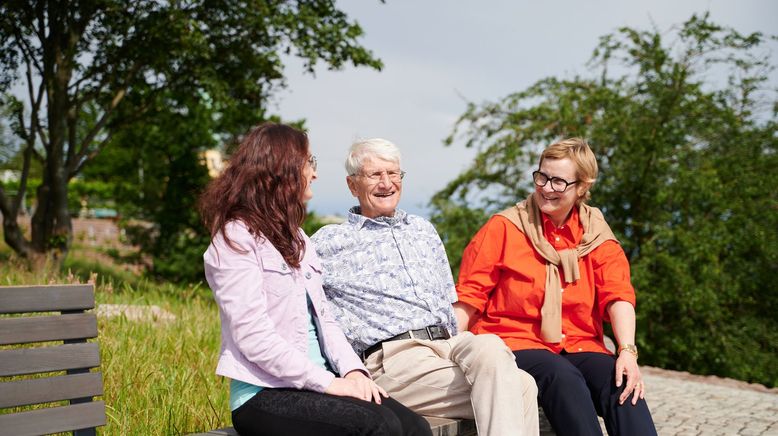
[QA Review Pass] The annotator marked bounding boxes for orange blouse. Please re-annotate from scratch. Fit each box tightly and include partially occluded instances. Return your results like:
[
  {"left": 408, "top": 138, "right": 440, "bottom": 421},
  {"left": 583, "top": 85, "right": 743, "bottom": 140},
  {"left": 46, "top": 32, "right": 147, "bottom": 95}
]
[{"left": 456, "top": 208, "right": 635, "bottom": 354}]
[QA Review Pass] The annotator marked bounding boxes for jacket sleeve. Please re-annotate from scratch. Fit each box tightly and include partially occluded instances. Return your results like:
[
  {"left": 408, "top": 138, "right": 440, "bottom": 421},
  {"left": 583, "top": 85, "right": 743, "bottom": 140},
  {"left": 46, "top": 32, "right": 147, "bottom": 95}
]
[{"left": 206, "top": 223, "right": 335, "bottom": 392}]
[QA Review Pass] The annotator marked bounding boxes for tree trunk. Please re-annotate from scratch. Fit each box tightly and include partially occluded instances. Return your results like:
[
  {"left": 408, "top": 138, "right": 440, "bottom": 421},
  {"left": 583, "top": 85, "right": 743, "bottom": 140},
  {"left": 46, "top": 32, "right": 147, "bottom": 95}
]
[{"left": 2, "top": 211, "right": 33, "bottom": 258}]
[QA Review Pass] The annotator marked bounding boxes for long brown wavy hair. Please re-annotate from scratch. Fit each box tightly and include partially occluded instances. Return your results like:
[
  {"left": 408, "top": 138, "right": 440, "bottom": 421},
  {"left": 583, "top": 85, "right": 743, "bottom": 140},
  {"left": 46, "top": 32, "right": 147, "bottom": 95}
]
[{"left": 199, "top": 122, "right": 309, "bottom": 268}]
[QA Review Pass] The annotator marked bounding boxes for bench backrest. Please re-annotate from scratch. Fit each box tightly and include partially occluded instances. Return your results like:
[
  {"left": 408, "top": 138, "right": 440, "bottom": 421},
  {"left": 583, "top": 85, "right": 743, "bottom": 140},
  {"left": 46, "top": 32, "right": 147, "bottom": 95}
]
[{"left": 0, "top": 284, "right": 106, "bottom": 436}]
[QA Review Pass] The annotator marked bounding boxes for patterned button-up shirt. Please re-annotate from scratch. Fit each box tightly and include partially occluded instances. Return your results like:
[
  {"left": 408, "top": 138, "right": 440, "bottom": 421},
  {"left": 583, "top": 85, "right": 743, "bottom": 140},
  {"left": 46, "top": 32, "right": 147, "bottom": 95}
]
[{"left": 311, "top": 207, "right": 459, "bottom": 354}]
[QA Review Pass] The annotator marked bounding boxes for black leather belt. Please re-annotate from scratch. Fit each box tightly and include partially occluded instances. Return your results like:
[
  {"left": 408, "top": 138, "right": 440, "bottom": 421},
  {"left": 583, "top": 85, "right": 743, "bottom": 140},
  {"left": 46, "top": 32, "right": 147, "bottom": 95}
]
[{"left": 361, "top": 325, "right": 451, "bottom": 361}]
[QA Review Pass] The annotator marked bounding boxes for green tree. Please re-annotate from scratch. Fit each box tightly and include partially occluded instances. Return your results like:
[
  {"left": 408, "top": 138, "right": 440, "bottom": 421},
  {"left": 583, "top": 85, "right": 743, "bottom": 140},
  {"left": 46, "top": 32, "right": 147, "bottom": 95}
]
[
  {"left": 0, "top": 0, "right": 382, "bottom": 268},
  {"left": 432, "top": 14, "right": 778, "bottom": 386}
]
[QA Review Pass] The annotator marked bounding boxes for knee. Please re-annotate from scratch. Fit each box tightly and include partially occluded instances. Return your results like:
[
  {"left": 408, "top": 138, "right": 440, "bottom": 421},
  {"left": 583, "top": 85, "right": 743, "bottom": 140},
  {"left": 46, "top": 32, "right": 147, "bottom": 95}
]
[
  {"left": 519, "top": 369, "right": 539, "bottom": 399},
  {"left": 540, "top": 366, "right": 589, "bottom": 397},
  {"left": 465, "top": 333, "right": 512, "bottom": 359},
  {"left": 370, "top": 410, "right": 404, "bottom": 436},
  {"left": 372, "top": 400, "right": 432, "bottom": 436},
  {"left": 407, "top": 413, "right": 433, "bottom": 436}
]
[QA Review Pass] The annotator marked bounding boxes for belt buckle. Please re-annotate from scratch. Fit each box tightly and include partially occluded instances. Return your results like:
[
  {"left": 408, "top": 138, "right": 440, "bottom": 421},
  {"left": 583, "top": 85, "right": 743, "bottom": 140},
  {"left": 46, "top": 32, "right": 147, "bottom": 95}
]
[{"left": 425, "top": 326, "right": 435, "bottom": 340}]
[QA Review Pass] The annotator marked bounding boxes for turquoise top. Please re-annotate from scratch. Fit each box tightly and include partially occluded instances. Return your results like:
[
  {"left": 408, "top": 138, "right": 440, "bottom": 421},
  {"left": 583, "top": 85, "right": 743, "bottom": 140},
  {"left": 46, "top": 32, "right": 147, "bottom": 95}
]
[{"left": 229, "top": 295, "right": 330, "bottom": 411}]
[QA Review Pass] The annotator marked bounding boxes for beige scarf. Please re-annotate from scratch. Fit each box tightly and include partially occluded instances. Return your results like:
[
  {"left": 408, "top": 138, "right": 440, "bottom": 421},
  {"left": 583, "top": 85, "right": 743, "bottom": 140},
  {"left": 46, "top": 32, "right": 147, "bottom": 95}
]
[{"left": 497, "top": 194, "right": 618, "bottom": 343}]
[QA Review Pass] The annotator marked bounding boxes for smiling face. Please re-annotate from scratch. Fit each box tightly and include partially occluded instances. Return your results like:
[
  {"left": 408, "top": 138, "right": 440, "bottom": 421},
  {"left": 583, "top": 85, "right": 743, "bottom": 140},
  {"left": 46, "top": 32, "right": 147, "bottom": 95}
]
[
  {"left": 533, "top": 157, "right": 590, "bottom": 227},
  {"left": 347, "top": 156, "right": 402, "bottom": 218}
]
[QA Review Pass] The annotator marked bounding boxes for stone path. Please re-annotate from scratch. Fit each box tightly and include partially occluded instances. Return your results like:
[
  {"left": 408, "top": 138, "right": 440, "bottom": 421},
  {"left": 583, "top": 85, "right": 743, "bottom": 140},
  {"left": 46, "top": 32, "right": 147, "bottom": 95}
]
[{"left": 641, "top": 366, "right": 778, "bottom": 436}]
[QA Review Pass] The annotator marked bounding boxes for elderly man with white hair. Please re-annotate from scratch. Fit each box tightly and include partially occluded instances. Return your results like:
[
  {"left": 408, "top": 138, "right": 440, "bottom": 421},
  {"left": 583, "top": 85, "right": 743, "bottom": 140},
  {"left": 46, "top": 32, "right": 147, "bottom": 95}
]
[{"left": 311, "top": 138, "right": 539, "bottom": 436}]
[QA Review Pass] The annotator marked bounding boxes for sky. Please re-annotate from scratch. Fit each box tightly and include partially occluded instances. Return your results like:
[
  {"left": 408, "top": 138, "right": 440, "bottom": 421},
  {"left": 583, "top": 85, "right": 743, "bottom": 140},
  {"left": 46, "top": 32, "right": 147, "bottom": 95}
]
[{"left": 275, "top": 0, "right": 778, "bottom": 217}]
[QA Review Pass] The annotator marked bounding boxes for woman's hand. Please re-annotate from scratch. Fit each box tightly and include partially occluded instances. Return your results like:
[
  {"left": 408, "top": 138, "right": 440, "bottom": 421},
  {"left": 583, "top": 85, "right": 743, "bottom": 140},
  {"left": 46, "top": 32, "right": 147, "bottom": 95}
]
[
  {"left": 615, "top": 351, "right": 645, "bottom": 405},
  {"left": 325, "top": 370, "right": 388, "bottom": 403}
]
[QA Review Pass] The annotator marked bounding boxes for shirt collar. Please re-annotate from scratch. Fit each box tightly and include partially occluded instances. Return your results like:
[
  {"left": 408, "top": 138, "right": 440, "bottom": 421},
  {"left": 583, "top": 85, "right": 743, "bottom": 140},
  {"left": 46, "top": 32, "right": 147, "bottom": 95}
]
[
  {"left": 348, "top": 206, "right": 409, "bottom": 229},
  {"left": 542, "top": 206, "right": 581, "bottom": 239}
]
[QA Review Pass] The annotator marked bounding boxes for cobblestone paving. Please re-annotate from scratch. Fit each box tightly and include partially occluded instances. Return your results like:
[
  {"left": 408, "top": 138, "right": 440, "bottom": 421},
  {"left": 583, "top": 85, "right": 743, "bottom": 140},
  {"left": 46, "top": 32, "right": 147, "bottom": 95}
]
[
  {"left": 539, "top": 367, "right": 778, "bottom": 436},
  {"left": 642, "top": 367, "right": 778, "bottom": 436}
]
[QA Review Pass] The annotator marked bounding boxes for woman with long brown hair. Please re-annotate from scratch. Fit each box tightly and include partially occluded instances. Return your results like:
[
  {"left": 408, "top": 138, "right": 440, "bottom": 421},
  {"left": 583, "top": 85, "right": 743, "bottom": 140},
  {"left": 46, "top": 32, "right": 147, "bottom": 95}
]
[{"left": 199, "top": 123, "right": 430, "bottom": 436}]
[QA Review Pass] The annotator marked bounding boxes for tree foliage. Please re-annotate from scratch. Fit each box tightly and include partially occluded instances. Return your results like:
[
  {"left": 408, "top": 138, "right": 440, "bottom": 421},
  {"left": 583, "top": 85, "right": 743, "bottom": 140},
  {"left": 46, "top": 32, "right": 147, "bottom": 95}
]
[
  {"left": 431, "top": 14, "right": 778, "bottom": 386},
  {"left": 0, "top": 0, "right": 382, "bottom": 268}
]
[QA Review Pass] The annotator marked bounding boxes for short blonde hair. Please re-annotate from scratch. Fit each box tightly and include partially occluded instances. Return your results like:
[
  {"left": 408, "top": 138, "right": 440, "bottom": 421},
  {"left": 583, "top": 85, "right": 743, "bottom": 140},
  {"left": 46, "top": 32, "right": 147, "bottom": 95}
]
[{"left": 539, "top": 137, "right": 598, "bottom": 203}]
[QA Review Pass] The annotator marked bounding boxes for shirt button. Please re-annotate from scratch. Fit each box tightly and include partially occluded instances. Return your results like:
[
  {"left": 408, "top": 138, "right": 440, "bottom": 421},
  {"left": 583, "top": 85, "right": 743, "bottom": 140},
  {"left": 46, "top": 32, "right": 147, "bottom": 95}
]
[
  {"left": 555, "top": 236, "right": 560, "bottom": 242},
  {"left": 561, "top": 333, "right": 566, "bottom": 339},
  {"left": 305, "top": 272, "right": 312, "bottom": 279},
  {"left": 561, "top": 288, "right": 565, "bottom": 293},
  {"left": 578, "top": 347, "right": 583, "bottom": 351}
]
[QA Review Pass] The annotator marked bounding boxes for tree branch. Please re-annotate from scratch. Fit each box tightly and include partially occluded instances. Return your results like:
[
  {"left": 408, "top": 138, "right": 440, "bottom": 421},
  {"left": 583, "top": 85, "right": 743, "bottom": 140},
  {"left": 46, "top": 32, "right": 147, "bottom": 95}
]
[
  {"left": 67, "top": 60, "right": 146, "bottom": 176},
  {"left": 12, "top": 24, "right": 44, "bottom": 76}
]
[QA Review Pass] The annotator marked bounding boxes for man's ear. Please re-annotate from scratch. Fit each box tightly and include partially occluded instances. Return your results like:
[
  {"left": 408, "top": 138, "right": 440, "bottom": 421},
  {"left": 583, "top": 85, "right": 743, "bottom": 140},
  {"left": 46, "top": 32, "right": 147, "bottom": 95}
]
[{"left": 346, "top": 176, "right": 358, "bottom": 197}]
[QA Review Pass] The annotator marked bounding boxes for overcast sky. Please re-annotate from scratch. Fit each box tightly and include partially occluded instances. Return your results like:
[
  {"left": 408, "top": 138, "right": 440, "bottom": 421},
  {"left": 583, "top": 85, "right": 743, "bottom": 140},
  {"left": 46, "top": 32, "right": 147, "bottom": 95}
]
[{"left": 275, "top": 0, "right": 778, "bottom": 217}]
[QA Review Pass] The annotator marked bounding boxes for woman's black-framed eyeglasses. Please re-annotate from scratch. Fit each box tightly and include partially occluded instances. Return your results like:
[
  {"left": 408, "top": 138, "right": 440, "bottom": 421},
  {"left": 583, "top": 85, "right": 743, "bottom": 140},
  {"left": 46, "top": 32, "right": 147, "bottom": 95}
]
[{"left": 532, "top": 170, "right": 578, "bottom": 192}]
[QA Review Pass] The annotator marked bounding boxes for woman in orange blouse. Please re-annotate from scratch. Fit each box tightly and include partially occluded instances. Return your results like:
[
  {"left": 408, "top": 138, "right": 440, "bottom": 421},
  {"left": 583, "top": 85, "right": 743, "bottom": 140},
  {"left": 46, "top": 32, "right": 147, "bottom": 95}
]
[{"left": 455, "top": 138, "right": 656, "bottom": 436}]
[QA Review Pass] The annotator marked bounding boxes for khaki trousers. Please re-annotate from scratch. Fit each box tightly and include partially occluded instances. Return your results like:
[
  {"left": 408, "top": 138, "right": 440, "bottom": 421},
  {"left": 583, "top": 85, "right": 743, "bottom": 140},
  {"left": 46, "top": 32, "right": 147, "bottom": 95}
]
[{"left": 365, "top": 332, "right": 539, "bottom": 436}]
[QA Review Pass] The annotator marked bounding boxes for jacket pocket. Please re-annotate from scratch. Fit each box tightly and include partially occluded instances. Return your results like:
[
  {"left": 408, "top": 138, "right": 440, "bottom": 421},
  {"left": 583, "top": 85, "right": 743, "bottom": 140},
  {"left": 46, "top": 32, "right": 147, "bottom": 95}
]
[{"left": 260, "top": 257, "right": 294, "bottom": 296}]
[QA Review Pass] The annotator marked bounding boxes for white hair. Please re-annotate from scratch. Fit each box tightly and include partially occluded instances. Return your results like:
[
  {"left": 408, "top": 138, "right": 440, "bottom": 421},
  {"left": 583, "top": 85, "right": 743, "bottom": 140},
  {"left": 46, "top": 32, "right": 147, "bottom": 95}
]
[{"left": 345, "top": 138, "right": 402, "bottom": 175}]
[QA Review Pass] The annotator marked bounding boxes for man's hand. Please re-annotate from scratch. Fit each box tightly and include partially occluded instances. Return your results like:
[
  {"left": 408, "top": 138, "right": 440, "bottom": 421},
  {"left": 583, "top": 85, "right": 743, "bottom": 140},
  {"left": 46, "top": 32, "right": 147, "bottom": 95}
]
[
  {"left": 325, "top": 370, "right": 388, "bottom": 403},
  {"left": 453, "top": 302, "right": 477, "bottom": 332}
]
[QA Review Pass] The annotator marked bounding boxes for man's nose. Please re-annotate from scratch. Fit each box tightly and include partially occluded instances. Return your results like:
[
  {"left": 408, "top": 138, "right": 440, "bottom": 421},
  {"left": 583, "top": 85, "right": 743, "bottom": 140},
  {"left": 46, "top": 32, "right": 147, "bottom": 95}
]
[{"left": 377, "top": 172, "right": 392, "bottom": 185}]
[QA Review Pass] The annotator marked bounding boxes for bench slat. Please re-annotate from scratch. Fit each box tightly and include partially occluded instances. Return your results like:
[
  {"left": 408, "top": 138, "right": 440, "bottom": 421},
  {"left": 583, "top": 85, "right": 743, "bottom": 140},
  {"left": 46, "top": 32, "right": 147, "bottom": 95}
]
[
  {"left": 0, "top": 285, "right": 94, "bottom": 314},
  {"left": 0, "top": 342, "right": 100, "bottom": 377},
  {"left": 188, "top": 418, "right": 478, "bottom": 436},
  {"left": 0, "top": 372, "right": 103, "bottom": 408},
  {"left": 0, "top": 313, "right": 98, "bottom": 345},
  {"left": 0, "top": 401, "right": 106, "bottom": 436}
]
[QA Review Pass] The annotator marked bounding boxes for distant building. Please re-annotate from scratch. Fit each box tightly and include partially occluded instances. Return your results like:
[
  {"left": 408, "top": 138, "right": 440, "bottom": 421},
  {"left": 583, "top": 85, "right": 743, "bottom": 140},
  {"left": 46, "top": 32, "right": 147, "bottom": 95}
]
[
  {"left": 203, "top": 149, "right": 225, "bottom": 178},
  {"left": 1, "top": 169, "right": 20, "bottom": 183},
  {"left": 319, "top": 214, "right": 346, "bottom": 224}
]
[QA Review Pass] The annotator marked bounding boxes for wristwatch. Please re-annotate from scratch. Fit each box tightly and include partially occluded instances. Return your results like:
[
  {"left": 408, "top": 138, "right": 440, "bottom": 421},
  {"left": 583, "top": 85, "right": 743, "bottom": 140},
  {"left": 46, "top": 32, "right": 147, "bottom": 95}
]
[{"left": 617, "top": 343, "right": 638, "bottom": 359}]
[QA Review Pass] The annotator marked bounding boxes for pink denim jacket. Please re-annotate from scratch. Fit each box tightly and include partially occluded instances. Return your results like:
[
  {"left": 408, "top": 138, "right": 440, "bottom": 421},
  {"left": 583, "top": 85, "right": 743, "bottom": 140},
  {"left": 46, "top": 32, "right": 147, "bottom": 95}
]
[{"left": 204, "top": 221, "right": 367, "bottom": 392}]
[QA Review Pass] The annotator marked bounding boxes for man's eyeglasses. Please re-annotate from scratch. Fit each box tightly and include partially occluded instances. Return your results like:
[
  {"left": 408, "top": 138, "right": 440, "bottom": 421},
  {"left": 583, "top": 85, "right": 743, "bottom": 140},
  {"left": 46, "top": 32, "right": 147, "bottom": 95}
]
[
  {"left": 307, "top": 155, "right": 317, "bottom": 171},
  {"left": 532, "top": 170, "right": 578, "bottom": 192},
  {"left": 352, "top": 170, "right": 406, "bottom": 183}
]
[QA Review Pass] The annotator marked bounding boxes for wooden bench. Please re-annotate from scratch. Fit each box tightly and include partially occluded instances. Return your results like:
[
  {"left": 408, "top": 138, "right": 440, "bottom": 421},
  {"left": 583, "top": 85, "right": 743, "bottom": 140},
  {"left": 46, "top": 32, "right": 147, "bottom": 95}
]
[
  {"left": 191, "top": 339, "right": 619, "bottom": 435},
  {"left": 191, "top": 416, "right": 477, "bottom": 436},
  {"left": 192, "top": 412, "right": 560, "bottom": 435},
  {"left": 0, "top": 284, "right": 106, "bottom": 436}
]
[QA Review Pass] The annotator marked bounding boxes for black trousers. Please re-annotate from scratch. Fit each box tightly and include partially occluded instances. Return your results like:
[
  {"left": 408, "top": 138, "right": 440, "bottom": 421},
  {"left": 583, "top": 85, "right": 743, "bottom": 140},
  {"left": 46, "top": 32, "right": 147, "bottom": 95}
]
[
  {"left": 514, "top": 350, "right": 657, "bottom": 436},
  {"left": 231, "top": 388, "right": 432, "bottom": 436}
]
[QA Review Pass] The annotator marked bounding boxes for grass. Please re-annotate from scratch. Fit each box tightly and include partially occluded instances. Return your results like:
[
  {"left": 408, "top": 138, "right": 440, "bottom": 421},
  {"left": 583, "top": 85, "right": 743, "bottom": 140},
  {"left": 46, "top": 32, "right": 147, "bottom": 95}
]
[{"left": 1, "top": 250, "right": 231, "bottom": 435}]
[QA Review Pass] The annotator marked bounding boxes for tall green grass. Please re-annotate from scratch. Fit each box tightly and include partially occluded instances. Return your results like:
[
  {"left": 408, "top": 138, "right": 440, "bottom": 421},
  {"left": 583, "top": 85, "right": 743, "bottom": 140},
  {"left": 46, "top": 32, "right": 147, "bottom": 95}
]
[{"left": 1, "top": 257, "right": 231, "bottom": 435}]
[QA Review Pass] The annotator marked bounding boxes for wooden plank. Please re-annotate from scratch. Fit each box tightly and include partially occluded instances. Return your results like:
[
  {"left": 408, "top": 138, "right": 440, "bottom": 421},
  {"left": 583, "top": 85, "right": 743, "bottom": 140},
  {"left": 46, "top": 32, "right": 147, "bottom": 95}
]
[
  {"left": 425, "top": 416, "right": 477, "bottom": 436},
  {"left": 188, "top": 428, "right": 239, "bottom": 436},
  {"left": 0, "top": 401, "right": 105, "bottom": 436},
  {"left": 0, "top": 313, "right": 98, "bottom": 345},
  {"left": 0, "top": 342, "right": 100, "bottom": 377},
  {"left": 0, "top": 372, "right": 103, "bottom": 408},
  {"left": 188, "top": 419, "right": 478, "bottom": 436},
  {"left": 0, "top": 285, "right": 94, "bottom": 314}
]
